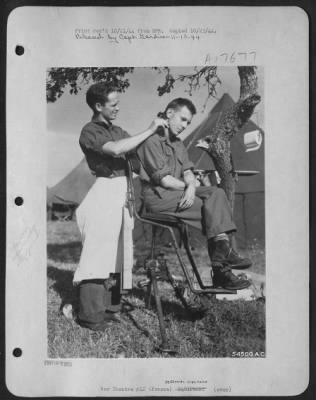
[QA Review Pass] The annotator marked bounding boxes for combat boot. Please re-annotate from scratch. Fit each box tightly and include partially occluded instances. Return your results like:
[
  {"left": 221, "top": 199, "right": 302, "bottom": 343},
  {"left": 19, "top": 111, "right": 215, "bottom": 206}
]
[
  {"left": 212, "top": 265, "right": 250, "bottom": 290},
  {"left": 209, "top": 239, "right": 251, "bottom": 290}
]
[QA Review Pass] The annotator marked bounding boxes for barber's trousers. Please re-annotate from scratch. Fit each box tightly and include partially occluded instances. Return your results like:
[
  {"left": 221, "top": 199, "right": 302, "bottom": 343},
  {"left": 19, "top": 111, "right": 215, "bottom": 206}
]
[
  {"left": 143, "top": 185, "right": 236, "bottom": 239},
  {"left": 73, "top": 176, "right": 133, "bottom": 329},
  {"left": 77, "top": 275, "right": 121, "bottom": 330}
]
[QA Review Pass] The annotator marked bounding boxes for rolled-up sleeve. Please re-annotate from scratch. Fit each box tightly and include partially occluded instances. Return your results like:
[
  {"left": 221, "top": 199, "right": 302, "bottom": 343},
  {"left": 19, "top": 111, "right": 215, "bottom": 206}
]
[
  {"left": 79, "top": 125, "right": 112, "bottom": 156},
  {"left": 138, "top": 137, "right": 172, "bottom": 185}
]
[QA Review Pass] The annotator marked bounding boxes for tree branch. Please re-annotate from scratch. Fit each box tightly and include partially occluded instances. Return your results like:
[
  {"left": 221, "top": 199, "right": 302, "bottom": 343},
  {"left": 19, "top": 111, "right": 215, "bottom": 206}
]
[
  {"left": 46, "top": 67, "right": 134, "bottom": 103},
  {"left": 155, "top": 66, "right": 221, "bottom": 110}
]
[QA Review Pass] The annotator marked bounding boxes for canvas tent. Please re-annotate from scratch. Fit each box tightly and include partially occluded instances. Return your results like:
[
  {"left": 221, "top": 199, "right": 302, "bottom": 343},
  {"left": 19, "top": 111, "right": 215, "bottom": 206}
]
[
  {"left": 183, "top": 93, "right": 265, "bottom": 246},
  {"left": 47, "top": 158, "right": 96, "bottom": 220}
]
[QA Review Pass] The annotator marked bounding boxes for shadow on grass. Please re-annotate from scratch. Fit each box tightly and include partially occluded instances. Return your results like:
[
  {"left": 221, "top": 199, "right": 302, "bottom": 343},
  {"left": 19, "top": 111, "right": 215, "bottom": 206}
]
[
  {"left": 47, "top": 265, "right": 79, "bottom": 310},
  {"left": 47, "top": 241, "right": 82, "bottom": 264},
  {"left": 122, "top": 305, "right": 153, "bottom": 340},
  {"left": 127, "top": 287, "right": 206, "bottom": 322}
]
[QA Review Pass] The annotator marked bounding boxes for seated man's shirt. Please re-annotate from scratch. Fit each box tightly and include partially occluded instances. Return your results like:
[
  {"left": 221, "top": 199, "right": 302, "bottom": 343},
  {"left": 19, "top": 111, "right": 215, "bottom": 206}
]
[
  {"left": 137, "top": 131, "right": 236, "bottom": 237},
  {"left": 137, "top": 132, "right": 194, "bottom": 195},
  {"left": 79, "top": 118, "right": 130, "bottom": 178}
]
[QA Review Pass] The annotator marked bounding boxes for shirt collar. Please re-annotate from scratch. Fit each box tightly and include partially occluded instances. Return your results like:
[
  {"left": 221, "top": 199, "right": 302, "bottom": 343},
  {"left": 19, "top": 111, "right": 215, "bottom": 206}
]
[
  {"left": 157, "top": 132, "right": 180, "bottom": 145},
  {"left": 91, "top": 116, "right": 112, "bottom": 128}
]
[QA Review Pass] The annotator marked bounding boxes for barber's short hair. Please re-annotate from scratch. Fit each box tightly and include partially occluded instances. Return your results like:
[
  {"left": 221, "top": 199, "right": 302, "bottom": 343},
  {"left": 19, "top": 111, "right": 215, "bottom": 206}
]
[
  {"left": 86, "top": 82, "right": 118, "bottom": 111},
  {"left": 164, "top": 98, "right": 197, "bottom": 115}
]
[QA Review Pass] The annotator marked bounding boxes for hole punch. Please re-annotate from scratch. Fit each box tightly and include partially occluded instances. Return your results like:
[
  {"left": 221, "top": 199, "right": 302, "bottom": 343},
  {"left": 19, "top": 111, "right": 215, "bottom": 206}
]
[
  {"left": 13, "top": 348, "right": 22, "bottom": 357},
  {"left": 15, "top": 45, "right": 24, "bottom": 56},
  {"left": 15, "top": 196, "right": 24, "bottom": 206}
]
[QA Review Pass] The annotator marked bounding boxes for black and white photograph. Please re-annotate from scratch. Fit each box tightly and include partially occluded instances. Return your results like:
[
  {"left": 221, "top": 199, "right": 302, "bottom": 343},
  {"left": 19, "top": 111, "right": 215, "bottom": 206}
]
[
  {"left": 46, "top": 66, "right": 266, "bottom": 358},
  {"left": 5, "top": 6, "right": 309, "bottom": 397}
]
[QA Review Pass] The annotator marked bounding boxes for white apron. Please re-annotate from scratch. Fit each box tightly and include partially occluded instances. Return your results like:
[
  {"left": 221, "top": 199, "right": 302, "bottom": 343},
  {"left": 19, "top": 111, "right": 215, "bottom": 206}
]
[{"left": 73, "top": 176, "right": 134, "bottom": 289}]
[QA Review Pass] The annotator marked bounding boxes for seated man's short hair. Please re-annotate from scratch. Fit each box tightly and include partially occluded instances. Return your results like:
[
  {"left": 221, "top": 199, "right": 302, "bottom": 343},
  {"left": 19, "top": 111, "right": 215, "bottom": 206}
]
[{"left": 164, "top": 98, "right": 197, "bottom": 115}]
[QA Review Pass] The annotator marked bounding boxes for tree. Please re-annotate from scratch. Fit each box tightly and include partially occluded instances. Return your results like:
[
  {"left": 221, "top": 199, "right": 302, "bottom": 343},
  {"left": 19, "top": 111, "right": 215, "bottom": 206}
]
[
  {"left": 193, "top": 67, "right": 261, "bottom": 209},
  {"left": 46, "top": 67, "right": 134, "bottom": 103},
  {"left": 46, "top": 66, "right": 221, "bottom": 105},
  {"left": 46, "top": 66, "right": 261, "bottom": 209}
]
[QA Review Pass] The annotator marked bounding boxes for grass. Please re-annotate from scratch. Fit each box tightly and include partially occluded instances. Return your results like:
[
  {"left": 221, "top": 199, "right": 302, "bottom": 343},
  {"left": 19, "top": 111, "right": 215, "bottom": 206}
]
[{"left": 47, "top": 221, "right": 265, "bottom": 358}]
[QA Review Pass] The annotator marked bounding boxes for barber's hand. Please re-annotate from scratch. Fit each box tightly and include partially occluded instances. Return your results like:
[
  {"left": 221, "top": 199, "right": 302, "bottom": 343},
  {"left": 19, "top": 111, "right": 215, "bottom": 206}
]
[
  {"left": 178, "top": 185, "right": 196, "bottom": 210},
  {"left": 148, "top": 117, "right": 169, "bottom": 134}
]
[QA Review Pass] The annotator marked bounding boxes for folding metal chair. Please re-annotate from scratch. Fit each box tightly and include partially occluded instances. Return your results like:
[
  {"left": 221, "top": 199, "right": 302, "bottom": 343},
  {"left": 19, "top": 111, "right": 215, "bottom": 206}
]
[{"left": 126, "top": 158, "right": 236, "bottom": 353}]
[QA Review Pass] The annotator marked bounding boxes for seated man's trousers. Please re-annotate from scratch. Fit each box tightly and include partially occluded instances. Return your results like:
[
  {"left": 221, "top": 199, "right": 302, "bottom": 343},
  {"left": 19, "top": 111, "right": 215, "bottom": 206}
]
[{"left": 143, "top": 185, "right": 236, "bottom": 239}]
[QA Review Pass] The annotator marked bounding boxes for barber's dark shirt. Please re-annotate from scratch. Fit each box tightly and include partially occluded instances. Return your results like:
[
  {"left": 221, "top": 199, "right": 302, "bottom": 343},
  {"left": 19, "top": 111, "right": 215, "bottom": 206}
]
[
  {"left": 79, "top": 119, "right": 130, "bottom": 177},
  {"left": 137, "top": 132, "right": 194, "bottom": 194}
]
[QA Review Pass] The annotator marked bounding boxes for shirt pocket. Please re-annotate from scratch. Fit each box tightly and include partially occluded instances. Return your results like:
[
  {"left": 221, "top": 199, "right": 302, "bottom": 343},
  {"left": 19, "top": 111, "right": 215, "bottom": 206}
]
[{"left": 164, "top": 146, "right": 173, "bottom": 157}]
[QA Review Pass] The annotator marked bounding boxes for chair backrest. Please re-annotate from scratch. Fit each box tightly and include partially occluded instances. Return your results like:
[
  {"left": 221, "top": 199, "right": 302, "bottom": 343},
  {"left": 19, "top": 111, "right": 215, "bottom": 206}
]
[{"left": 126, "top": 157, "right": 138, "bottom": 217}]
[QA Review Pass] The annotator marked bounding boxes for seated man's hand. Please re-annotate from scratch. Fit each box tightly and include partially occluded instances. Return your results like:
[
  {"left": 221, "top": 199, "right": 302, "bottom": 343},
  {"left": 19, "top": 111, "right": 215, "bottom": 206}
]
[{"left": 178, "top": 185, "right": 196, "bottom": 210}]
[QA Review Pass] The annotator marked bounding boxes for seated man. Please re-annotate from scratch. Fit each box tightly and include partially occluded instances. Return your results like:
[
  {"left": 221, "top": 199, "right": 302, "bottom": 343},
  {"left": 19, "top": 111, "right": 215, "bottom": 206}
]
[{"left": 137, "top": 98, "right": 251, "bottom": 291}]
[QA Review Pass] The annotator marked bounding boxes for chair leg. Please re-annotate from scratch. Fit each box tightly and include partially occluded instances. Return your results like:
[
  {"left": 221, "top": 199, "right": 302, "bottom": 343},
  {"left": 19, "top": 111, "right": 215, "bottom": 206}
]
[
  {"left": 145, "top": 282, "right": 152, "bottom": 309},
  {"left": 150, "top": 226, "right": 157, "bottom": 259},
  {"left": 138, "top": 218, "right": 237, "bottom": 295},
  {"left": 147, "top": 265, "right": 178, "bottom": 353},
  {"left": 182, "top": 225, "right": 206, "bottom": 289},
  {"left": 165, "top": 268, "right": 192, "bottom": 313},
  {"left": 165, "top": 224, "right": 237, "bottom": 295}
]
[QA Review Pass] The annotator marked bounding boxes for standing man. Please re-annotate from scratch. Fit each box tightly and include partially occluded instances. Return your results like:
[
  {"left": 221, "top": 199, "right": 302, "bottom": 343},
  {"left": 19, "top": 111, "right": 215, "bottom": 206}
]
[
  {"left": 137, "top": 98, "right": 251, "bottom": 291},
  {"left": 71, "top": 82, "right": 168, "bottom": 331}
]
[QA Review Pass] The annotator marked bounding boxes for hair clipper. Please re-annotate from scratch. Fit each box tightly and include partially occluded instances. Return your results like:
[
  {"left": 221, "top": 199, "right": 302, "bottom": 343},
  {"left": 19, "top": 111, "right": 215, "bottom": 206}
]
[{"left": 156, "top": 111, "right": 168, "bottom": 136}]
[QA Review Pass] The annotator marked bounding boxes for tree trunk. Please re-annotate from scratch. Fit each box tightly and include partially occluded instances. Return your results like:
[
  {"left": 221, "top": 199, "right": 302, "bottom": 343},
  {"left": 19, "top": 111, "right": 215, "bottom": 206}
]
[{"left": 201, "top": 67, "right": 261, "bottom": 210}]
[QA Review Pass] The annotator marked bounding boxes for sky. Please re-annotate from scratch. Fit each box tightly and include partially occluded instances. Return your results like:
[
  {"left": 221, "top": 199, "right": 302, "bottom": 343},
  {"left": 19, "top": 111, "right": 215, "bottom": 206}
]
[{"left": 47, "top": 66, "right": 264, "bottom": 187}]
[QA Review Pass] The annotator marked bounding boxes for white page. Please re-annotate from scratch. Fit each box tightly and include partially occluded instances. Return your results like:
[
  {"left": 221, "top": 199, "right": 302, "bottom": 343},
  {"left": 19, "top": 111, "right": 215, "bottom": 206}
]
[{"left": 6, "top": 6, "right": 309, "bottom": 397}]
